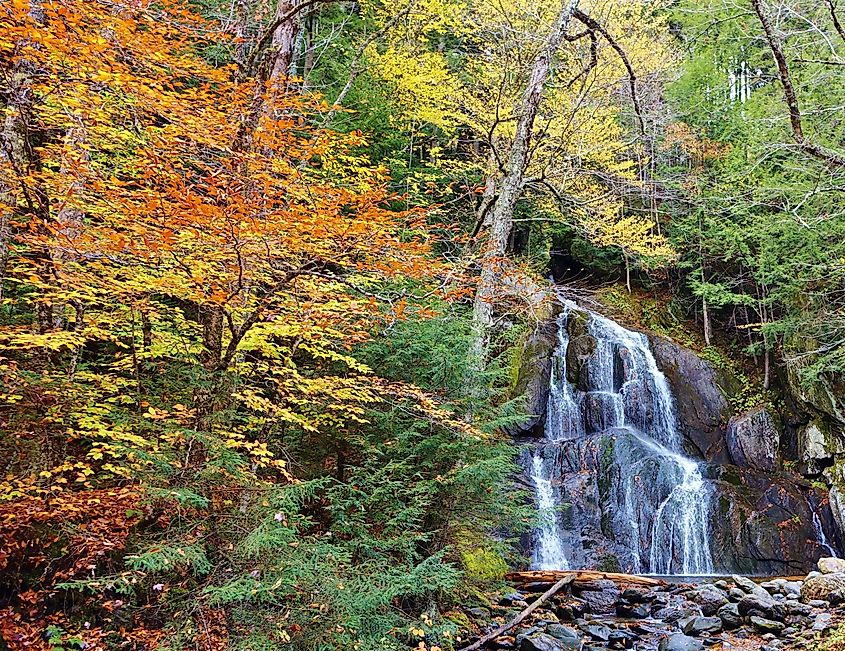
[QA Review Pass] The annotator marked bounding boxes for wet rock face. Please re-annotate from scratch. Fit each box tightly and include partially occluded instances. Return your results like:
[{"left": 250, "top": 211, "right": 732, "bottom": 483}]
[
  {"left": 506, "top": 312, "right": 561, "bottom": 437},
  {"left": 708, "top": 466, "right": 835, "bottom": 575},
  {"left": 726, "top": 407, "right": 780, "bottom": 471},
  {"left": 647, "top": 335, "right": 735, "bottom": 462}
]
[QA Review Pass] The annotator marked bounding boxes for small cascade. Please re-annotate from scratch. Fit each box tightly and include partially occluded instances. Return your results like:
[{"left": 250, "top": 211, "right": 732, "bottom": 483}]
[
  {"left": 814, "top": 510, "right": 838, "bottom": 557},
  {"left": 525, "top": 300, "right": 715, "bottom": 575},
  {"left": 528, "top": 307, "right": 577, "bottom": 569}
]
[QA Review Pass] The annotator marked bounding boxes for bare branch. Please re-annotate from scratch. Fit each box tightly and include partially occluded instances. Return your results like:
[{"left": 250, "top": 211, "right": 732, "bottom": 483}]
[
  {"left": 826, "top": 0, "right": 845, "bottom": 43},
  {"left": 572, "top": 9, "right": 645, "bottom": 134},
  {"left": 752, "top": 0, "right": 845, "bottom": 167}
]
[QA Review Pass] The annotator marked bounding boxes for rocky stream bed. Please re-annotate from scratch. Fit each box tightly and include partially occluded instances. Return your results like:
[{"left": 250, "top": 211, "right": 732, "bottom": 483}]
[{"left": 462, "top": 558, "right": 845, "bottom": 650}]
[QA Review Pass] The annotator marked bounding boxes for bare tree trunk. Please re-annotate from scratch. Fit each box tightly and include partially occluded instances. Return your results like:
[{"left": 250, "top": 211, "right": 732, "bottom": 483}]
[
  {"left": 471, "top": 0, "right": 581, "bottom": 345},
  {"left": 268, "top": 0, "right": 301, "bottom": 90}
]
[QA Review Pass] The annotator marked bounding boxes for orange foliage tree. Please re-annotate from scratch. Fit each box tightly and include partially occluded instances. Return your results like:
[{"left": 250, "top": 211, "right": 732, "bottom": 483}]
[{"left": 0, "top": 0, "right": 474, "bottom": 648}]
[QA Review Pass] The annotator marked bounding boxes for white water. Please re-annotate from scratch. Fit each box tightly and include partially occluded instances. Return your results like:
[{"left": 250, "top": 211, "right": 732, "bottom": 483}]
[
  {"left": 814, "top": 510, "right": 838, "bottom": 557},
  {"left": 527, "top": 300, "right": 714, "bottom": 574},
  {"left": 529, "top": 305, "right": 577, "bottom": 569}
]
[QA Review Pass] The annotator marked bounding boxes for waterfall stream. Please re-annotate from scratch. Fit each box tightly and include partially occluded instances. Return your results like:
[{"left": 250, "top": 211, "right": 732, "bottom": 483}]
[{"left": 528, "top": 301, "right": 715, "bottom": 575}]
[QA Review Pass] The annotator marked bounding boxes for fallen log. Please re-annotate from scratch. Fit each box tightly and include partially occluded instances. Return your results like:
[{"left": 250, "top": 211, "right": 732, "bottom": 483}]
[
  {"left": 458, "top": 574, "right": 575, "bottom": 651},
  {"left": 506, "top": 570, "right": 666, "bottom": 588}
]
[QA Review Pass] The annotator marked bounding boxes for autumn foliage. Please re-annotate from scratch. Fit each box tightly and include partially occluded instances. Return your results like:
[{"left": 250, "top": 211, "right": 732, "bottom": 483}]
[{"left": 0, "top": 0, "right": 482, "bottom": 648}]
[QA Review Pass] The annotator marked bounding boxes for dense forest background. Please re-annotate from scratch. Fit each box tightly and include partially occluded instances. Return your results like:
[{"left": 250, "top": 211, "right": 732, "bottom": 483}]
[{"left": 2, "top": 0, "right": 845, "bottom": 649}]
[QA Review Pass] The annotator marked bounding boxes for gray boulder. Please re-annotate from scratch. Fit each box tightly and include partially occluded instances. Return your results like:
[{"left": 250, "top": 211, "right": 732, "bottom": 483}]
[
  {"left": 682, "top": 616, "right": 722, "bottom": 636},
  {"left": 726, "top": 406, "right": 779, "bottom": 471},
  {"left": 691, "top": 585, "right": 728, "bottom": 616},
  {"left": 732, "top": 575, "right": 772, "bottom": 599},
  {"left": 750, "top": 616, "right": 785, "bottom": 635},
  {"left": 718, "top": 602, "right": 742, "bottom": 630},
  {"left": 738, "top": 594, "right": 785, "bottom": 621},
  {"left": 658, "top": 633, "right": 704, "bottom": 651},
  {"left": 818, "top": 557, "right": 845, "bottom": 574},
  {"left": 521, "top": 632, "right": 582, "bottom": 651},
  {"left": 801, "top": 573, "right": 845, "bottom": 602},
  {"left": 576, "top": 580, "right": 620, "bottom": 615}
]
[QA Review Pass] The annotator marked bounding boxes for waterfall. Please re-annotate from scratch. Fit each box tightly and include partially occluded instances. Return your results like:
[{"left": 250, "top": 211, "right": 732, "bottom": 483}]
[
  {"left": 526, "top": 301, "right": 715, "bottom": 575},
  {"left": 529, "top": 308, "right": 577, "bottom": 569},
  {"left": 814, "top": 510, "right": 838, "bottom": 558}
]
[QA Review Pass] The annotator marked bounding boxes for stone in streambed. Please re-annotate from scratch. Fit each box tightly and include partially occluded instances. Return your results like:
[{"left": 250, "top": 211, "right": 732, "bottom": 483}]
[
  {"left": 579, "top": 623, "right": 611, "bottom": 642},
  {"left": 653, "top": 603, "right": 701, "bottom": 624},
  {"left": 717, "top": 603, "right": 741, "bottom": 630},
  {"left": 801, "top": 573, "right": 845, "bottom": 602},
  {"left": 546, "top": 625, "right": 581, "bottom": 642},
  {"left": 657, "top": 633, "right": 704, "bottom": 651},
  {"left": 727, "top": 588, "right": 745, "bottom": 602},
  {"left": 576, "top": 580, "right": 620, "bottom": 614},
  {"left": 615, "top": 599, "right": 650, "bottom": 619},
  {"left": 607, "top": 630, "right": 636, "bottom": 649},
  {"left": 691, "top": 585, "right": 729, "bottom": 616},
  {"left": 520, "top": 632, "right": 582, "bottom": 651},
  {"left": 621, "top": 587, "right": 654, "bottom": 603},
  {"left": 818, "top": 557, "right": 845, "bottom": 574},
  {"left": 813, "top": 612, "right": 834, "bottom": 632},
  {"left": 750, "top": 616, "right": 785, "bottom": 635},
  {"left": 682, "top": 616, "right": 722, "bottom": 636},
  {"left": 731, "top": 575, "right": 771, "bottom": 599},
  {"left": 738, "top": 594, "right": 785, "bottom": 621}
]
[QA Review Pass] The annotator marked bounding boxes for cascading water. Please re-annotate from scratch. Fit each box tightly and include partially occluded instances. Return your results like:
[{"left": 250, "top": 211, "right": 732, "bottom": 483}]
[
  {"left": 814, "top": 510, "right": 838, "bottom": 558},
  {"left": 528, "top": 311, "right": 579, "bottom": 569},
  {"left": 526, "top": 301, "right": 715, "bottom": 575}
]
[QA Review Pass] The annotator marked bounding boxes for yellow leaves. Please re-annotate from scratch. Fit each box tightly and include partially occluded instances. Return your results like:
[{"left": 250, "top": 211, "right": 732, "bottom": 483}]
[{"left": 366, "top": 44, "right": 462, "bottom": 133}]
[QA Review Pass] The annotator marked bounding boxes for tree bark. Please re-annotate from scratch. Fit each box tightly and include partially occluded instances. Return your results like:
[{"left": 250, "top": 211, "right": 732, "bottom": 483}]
[{"left": 471, "top": 0, "right": 581, "bottom": 344}]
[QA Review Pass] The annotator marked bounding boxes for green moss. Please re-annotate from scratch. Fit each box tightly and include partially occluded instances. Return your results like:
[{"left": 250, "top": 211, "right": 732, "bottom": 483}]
[
  {"left": 460, "top": 547, "right": 508, "bottom": 583},
  {"left": 596, "top": 554, "right": 622, "bottom": 573}
]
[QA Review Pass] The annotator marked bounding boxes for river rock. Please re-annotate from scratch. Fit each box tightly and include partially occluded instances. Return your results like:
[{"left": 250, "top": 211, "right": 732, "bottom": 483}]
[
  {"left": 616, "top": 600, "right": 650, "bottom": 619},
  {"left": 579, "top": 623, "right": 611, "bottom": 642},
  {"left": 750, "top": 616, "right": 785, "bottom": 635},
  {"left": 818, "top": 557, "right": 845, "bottom": 574},
  {"left": 607, "top": 630, "right": 636, "bottom": 649},
  {"left": 732, "top": 575, "right": 771, "bottom": 599},
  {"left": 682, "top": 616, "right": 722, "bottom": 636},
  {"left": 813, "top": 612, "right": 834, "bottom": 632},
  {"left": 691, "top": 585, "right": 729, "bottom": 616},
  {"left": 800, "top": 573, "right": 845, "bottom": 602},
  {"left": 726, "top": 407, "right": 779, "bottom": 471},
  {"left": 521, "top": 632, "right": 582, "bottom": 651},
  {"left": 576, "top": 580, "right": 620, "bottom": 615},
  {"left": 621, "top": 587, "right": 653, "bottom": 603},
  {"left": 657, "top": 633, "right": 704, "bottom": 651},
  {"left": 545, "top": 624, "right": 575, "bottom": 638},
  {"left": 738, "top": 594, "right": 785, "bottom": 621},
  {"left": 717, "top": 603, "right": 741, "bottom": 629},
  {"left": 728, "top": 588, "right": 745, "bottom": 601}
]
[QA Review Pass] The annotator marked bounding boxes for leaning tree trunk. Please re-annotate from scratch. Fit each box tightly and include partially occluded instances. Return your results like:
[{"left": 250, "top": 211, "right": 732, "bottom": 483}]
[{"left": 470, "top": 0, "right": 581, "bottom": 362}]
